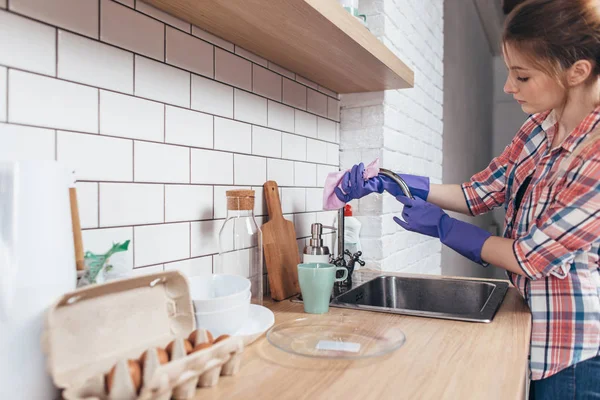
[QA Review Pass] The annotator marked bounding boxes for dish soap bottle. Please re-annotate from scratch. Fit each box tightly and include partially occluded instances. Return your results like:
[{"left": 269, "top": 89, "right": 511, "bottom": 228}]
[
  {"left": 302, "top": 223, "right": 331, "bottom": 263},
  {"left": 344, "top": 204, "right": 362, "bottom": 258}
]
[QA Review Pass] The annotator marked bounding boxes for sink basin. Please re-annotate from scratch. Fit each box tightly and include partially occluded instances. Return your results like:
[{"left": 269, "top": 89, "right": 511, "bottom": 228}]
[{"left": 330, "top": 275, "right": 509, "bottom": 323}]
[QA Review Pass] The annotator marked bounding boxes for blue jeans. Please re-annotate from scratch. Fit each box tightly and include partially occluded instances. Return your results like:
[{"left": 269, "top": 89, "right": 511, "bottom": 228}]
[{"left": 529, "top": 355, "right": 600, "bottom": 399}]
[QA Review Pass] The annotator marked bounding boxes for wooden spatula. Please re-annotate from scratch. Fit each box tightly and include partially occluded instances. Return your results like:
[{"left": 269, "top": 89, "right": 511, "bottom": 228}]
[{"left": 262, "top": 181, "right": 300, "bottom": 301}]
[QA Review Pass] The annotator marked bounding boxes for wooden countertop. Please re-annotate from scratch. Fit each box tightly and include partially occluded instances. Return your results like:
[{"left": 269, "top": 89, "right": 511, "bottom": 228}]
[{"left": 196, "top": 274, "right": 532, "bottom": 400}]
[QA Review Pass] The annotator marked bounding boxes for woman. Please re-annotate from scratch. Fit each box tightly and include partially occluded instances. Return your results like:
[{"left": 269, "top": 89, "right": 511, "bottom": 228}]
[{"left": 336, "top": 0, "right": 600, "bottom": 398}]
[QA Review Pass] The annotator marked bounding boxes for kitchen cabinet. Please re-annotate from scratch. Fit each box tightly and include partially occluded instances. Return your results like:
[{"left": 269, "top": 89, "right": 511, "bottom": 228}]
[{"left": 142, "top": 0, "right": 414, "bottom": 93}]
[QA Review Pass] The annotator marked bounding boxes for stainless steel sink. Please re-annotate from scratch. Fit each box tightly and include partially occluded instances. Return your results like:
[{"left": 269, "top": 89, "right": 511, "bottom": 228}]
[{"left": 329, "top": 275, "right": 509, "bottom": 323}]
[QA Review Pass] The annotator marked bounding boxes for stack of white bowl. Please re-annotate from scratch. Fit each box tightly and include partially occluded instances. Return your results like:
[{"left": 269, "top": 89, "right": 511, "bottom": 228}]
[{"left": 188, "top": 274, "right": 251, "bottom": 337}]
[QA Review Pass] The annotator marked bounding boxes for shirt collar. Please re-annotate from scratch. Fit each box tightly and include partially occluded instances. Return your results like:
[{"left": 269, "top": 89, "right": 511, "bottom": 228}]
[{"left": 538, "top": 106, "right": 600, "bottom": 153}]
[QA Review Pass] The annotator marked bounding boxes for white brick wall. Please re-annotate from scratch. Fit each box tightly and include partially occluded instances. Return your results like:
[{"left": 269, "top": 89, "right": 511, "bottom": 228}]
[
  {"left": 0, "top": 1, "right": 340, "bottom": 278},
  {"left": 340, "top": 0, "right": 444, "bottom": 274}
]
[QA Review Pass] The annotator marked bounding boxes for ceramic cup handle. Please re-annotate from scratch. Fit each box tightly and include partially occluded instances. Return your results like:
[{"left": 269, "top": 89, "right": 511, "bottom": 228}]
[{"left": 334, "top": 267, "right": 348, "bottom": 282}]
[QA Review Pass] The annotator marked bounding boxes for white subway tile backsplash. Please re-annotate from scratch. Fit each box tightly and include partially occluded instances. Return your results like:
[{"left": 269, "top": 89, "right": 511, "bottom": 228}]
[
  {"left": 318, "top": 86, "right": 337, "bottom": 98},
  {"left": 165, "top": 106, "right": 213, "bottom": 148},
  {"left": 82, "top": 227, "right": 134, "bottom": 270},
  {"left": 0, "top": 123, "right": 55, "bottom": 161},
  {"left": 58, "top": 31, "right": 133, "bottom": 94},
  {"left": 10, "top": 0, "right": 98, "bottom": 38},
  {"left": 294, "top": 212, "right": 316, "bottom": 238},
  {"left": 283, "top": 78, "right": 307, "bottom": 110},
  {"left": 306, "top": 187, "right": 324, "bottom": 212},
  {"left": 317, "top": 117, "right": 336, "bottom": 142},
  {"left": 191, "top": 219, "right": 223, "bottom": 257},
  {"left": 234, "top": 89, "right": 267, "bottom": 126},
  {"left": 2, "top": 2, "right": 344, "bottom": 278},
  {"left": 165, "top": 184, "right": 213, "bottom": 222},
  {"left": 99, "top": 183, "right": 163, "bottom": 226},
  {"left": 295, "top": 110, "right": 317, "bottom": 138},
  {"left": 296, "top": 76, "right": 318, "bottom": 90},
  {"left": 9, "top": 70, "right": 98, "bottom": 133},
  {"left": 235, "top": 47, "right": 267, "bottom": 67},
  {"left": 294, "top": 162, "right": 316, "bottom": 187},
  {"left": 234, "top": 154, "right": 266, "bottom": 186},
  {"left": 191, "top": 26, "right": 234, "bottom": 52},
  {"left": 0, "top": 11, "right": 56, "bottom": 76},
  {"left": 327, "top": 143, "right": 340, "bottom": 165},
  {"left": 307, "top": 88, "right": 328, "bottom": 117},
  {"left": 165, "top": 256, "right": 212, "bottom": 277},
  {"left": 135, "top": 2, "right": 190, "bottom": 32},
  {"left": 281, "top": 133, "right": 306, "bottom": 161},
  {"left": 131, "top": 264, "right": 164, "bottom": 275},
  {"left": 281, "top": 188, "right": 306, "bottom": 214},
  {"left": 215, "top": 48, "right": 251, "bottom": 91},
  {"left": 101, "top": 0, "right": 164, "bottom": 60},
  {"left": 134, "top": 222, "right": 190, "bottom": 266},
  {"left": 135, "top": 55, "right": 190, "bottom": 107},
  {"left": 268, "top": 100, "right": 294, "bottom": 133},
  {"left": 267, "top": 159, "right": 294, "bottom": 187},
  {"left": 268, "top": 62, "right": 294, "bottom": 79},
  {"left": 252, "top": 126, "right": 281, "bottom": 158},
  {"left": 0, "top": 67, "right": 5, "bottom": 121},
  {"left": 191, "top": 149, "right": 233, "bottom": 184},
  {"left": 100, "top": 91, "right": 164, "bottom": 141},
  {"left": 76, "top": 182, "right": 98, "bottom": 229},
  {"left": 214, "top": 117, "right": 251, "bottom": 153},
  {"left": 306, "top": 139, "right": 327, "bottom": 164},
  {"left": 166, "top": 26, "right": 213, "bottom": 78},
  {"left": 328, "top": 97, "right": 340, "bottom": 121},
  {"left": 134, "top": 141, "right": 189, "bottom": 183},
  {"left": 253, "top": 65, "right": 282, "bottom": 101},
  {"left": 252, "top": 186, "right": 267, "bottom": 216},
  {"left": 191, "top": 74, "right": 233, "bottom": 118},
  {"left": 317, "top": 165, "right": 338, "bottom": 188},
  {"left": 57, "top": 130, "right": 133, "bottom": 181}
]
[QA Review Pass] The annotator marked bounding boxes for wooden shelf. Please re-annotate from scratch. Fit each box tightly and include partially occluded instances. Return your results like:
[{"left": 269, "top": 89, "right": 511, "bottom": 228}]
[{"left": 143, "top": 0, "right": 414, "bottom": 94}]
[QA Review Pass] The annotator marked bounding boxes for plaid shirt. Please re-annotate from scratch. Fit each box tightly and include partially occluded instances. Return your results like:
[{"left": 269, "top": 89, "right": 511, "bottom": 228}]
[{"left": 462, "top": 107, "right": 600, "bottom": 380}]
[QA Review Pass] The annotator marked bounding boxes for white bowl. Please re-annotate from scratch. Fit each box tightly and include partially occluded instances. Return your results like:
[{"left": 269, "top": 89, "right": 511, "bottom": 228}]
[
  {"left": 189, "top": 274, "right": 251, "bottom": 313},
  {"left": 195, "top": 293, "right": 251, "bottom": 337}
]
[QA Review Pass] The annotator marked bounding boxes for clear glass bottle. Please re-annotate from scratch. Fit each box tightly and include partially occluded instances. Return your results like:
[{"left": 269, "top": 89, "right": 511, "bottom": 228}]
[{"left": 217, "top": 190, "right": 263, "bottom": 305}]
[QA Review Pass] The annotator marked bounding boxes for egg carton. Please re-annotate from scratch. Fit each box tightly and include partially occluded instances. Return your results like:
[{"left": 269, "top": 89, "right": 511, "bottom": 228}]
[{"left": 43, "top": 271, "right": 245, "bottom": 400}]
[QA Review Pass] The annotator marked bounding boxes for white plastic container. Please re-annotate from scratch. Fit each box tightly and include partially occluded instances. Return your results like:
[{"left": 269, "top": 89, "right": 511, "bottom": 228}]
[{"left": 344, "top": 205, "right": 362, "bottom": 257}]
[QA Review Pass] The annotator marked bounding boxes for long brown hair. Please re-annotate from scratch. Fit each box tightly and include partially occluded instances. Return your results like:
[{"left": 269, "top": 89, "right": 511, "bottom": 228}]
[{"left": 503, "top": 0, "right": 600, "bottom": 87}]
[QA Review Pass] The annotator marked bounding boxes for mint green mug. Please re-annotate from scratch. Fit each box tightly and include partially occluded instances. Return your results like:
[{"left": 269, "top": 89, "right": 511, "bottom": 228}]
[{"left": 297, "top": 263, "right": 348, "bottom": 314}]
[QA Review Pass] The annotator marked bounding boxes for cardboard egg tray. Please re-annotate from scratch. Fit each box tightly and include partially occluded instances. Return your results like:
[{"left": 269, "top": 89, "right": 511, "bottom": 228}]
[{"left": 42, "top": 271, "right": 245, "bottom": 399}]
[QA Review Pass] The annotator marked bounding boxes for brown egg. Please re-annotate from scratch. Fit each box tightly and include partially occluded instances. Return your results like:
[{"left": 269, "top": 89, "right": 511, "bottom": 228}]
[
  {"left": 105, "top": 359, "right": 142, "bottom": 394},
  {"left": 191, "top": 342, "right": 213, "bottom": 353},
  {"left": 183, "top": 339, "right": 193, "bottom": 354},
  {"left": 213, "top": 334, "right": 230, "bottom": 344},
  {"left": 188, "top": 329, "right": 214, "bottom": 345},
  {"left": 139, "top": 347, "right": 169, "bottom": 366}
]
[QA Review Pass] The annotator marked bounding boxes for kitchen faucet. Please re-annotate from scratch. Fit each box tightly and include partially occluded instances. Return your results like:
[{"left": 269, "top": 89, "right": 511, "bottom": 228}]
[{"left": 330, "top": 168, "right": 413, "bottom": 284}]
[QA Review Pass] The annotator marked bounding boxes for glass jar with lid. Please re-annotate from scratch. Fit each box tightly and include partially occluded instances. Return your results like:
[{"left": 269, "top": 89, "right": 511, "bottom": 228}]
[{"left": 216, "top": 190, "right": 263, "bottom": 305}]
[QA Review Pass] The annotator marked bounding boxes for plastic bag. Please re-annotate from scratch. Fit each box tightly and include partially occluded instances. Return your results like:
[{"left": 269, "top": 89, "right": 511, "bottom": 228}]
[{"left": 77, "top": 240, "right": 130, "bottom": 287}]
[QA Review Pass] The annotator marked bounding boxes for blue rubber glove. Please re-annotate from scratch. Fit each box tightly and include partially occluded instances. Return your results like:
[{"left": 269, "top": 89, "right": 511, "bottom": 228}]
[
  {"left": 334, "top": 163, "right": 430, "bottom": 203},
  {"left": 393, "top": 196, "right": 492, "bottom": 265}
]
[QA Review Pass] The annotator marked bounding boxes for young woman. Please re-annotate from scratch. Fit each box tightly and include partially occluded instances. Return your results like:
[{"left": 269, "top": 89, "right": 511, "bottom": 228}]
[{"left": 336, "top": 0, "right": 600, "bottom": 398}]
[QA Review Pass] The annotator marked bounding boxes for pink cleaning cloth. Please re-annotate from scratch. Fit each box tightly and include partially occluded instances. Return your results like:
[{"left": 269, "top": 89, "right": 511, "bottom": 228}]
[{"left": 322, "top": 158, "right": 380, "bottom": 210}]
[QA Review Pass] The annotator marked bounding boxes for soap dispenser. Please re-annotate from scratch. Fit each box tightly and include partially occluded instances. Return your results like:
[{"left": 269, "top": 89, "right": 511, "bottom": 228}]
[{"left": 303, "top": 223, "right": 333, "bottom": 263}]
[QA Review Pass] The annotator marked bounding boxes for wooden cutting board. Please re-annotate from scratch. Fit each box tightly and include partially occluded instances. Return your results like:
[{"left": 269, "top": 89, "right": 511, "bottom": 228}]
[{"left": 262, "top": 181, "right": 300, "bottom": 301}]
